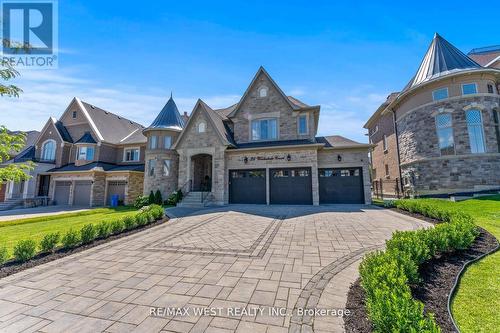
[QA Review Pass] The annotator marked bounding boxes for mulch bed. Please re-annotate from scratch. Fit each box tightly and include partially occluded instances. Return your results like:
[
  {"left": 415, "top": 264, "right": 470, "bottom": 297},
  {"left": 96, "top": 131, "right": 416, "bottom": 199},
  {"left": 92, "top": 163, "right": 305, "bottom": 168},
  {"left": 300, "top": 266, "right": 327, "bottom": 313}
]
[
  {"left": 0, "top": 217, "right": 168, "bottom": 279},
  {"left": 345, "top": 212, "right": 499, "bottom": 333}
]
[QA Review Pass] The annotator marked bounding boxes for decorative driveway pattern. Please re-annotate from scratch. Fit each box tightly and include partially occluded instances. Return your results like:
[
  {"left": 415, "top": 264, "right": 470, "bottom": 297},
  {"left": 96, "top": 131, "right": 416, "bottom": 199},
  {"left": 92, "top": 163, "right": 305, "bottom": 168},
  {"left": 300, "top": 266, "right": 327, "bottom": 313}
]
[{"left": 0, "top": 205, "right": 429, "bottom": 333}]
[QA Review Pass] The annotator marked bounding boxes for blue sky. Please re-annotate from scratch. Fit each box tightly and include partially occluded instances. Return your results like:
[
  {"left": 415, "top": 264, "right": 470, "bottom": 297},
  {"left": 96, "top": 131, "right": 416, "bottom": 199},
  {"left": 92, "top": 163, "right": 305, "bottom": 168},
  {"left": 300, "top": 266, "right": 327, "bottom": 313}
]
[{"left": 2, "top": 0, "right": 498, "bottom": 142}]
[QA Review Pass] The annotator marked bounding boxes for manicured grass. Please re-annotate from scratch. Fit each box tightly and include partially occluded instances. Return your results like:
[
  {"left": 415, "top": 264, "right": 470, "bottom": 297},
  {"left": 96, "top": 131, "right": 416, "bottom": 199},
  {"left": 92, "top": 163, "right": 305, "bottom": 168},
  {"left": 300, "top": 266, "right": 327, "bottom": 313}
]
[
  {"left": 414, "top": 195, "right": 500, "bottom": 333},
  {"left": 0, "top": 207, "right": 137, "bottom": 258}
]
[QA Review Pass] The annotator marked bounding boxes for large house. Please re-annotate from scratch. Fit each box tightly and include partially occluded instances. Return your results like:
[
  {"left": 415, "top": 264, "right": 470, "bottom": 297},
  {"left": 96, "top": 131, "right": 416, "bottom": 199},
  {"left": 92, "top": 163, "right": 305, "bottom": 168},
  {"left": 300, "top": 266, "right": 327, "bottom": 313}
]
[
  {"left": 143, "top": 67, "right": 373, "bottom": 206},
  {"left": 365, "top": 34, "right": 500, "bottom": 197}
]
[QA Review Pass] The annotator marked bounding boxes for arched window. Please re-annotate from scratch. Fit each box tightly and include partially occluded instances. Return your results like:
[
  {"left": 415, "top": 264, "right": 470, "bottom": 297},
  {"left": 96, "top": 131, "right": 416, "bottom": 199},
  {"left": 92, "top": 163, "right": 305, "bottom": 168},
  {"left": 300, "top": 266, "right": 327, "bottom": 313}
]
[
  {"left": 198, "top": 122, "right": 206, "bottom": 133},
  {"left": 466, "top": 109, "right": 486, "bottom": 153},
  {"left": 258, "top": 86, "right": 268, "bottom": 98},
  {"left": 41, "top": 140, "right": 56, "bottom": 161}
]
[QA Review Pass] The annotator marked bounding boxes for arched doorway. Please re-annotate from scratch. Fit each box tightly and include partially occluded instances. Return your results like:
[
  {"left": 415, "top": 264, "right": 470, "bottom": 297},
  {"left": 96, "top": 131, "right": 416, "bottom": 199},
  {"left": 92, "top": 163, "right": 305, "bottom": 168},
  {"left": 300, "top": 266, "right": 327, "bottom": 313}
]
[{"left": 191, "top": 154, "right": 212, "bottom": 191}]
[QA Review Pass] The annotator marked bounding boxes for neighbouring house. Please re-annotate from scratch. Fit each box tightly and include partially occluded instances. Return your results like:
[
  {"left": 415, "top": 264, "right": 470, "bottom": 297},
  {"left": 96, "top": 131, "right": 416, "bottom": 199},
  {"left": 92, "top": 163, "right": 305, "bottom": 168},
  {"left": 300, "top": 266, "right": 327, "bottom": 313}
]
[
  {"left": 365, "top": 33, "right": 500, "bottom": 197},
  {"left": 3, "top": 98, "right": 147, "bottom": 208},
  {"left": 144, "top": 67, "right": 373, "bottom": 206}
]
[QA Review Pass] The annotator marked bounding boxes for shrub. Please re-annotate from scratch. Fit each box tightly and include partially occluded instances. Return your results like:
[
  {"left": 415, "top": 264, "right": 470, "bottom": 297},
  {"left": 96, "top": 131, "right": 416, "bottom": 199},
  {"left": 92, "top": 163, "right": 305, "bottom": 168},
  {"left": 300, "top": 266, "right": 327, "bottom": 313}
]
[
  {"left": 166, "top": 190, "right": 183, "bottom": 206},
  {"left": 136, "top": 213, "right": 148, "bottom": 226},
  {"left": 148, "top": 190, "right": 155, "bottom": 204},
  {"left": 40, "top": 233, "right": 60, "bottom": 253},
  {"left": 134, "top": 195, "right": 150, "bottom": 209},
  {"left": 360, "top": 199, "right": 478, "bottom": 332},
  {"left": 110, "top": 219, "right": 124, "bottom": 234},
  {"left": 61, "top": 229, "right": 80, "bottom": 249},
  {"left": 80, "top": 224, "right": 96, "bottom": 244},
  {"left": 0, "top": 245, "right": 9, "bottom": 264},
  {"left": 96, "top": 222, "right": 111, "bottom": 239},
  {"left": 123, "top": 216, "right": 136, "bottom": 230},
  {"left": 13, "top": 239, "right": 37, "bottom": 262},
  {"left": 154, "top": 190, "right": 163, "bottom": 205}
]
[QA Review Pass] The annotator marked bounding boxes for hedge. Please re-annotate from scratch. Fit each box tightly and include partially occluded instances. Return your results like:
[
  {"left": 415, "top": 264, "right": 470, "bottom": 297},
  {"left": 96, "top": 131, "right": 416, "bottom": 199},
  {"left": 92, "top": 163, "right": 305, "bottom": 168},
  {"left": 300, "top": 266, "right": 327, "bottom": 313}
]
[
  {"left": 0, "top": 204, "right": 165, "bottom": 265},
  {"left": 360, "top": 199, "right": 478, "bottom": 332}
]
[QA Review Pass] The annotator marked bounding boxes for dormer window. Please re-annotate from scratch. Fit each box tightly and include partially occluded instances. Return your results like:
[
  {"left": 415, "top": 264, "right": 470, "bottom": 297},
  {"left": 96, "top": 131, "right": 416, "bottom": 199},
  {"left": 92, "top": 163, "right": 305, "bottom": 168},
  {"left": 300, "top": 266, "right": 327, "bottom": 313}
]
[
  {"left": 258, "top": 86, "right": 268, "bottom": 98},
  {"left": 77, "top": 146, "right": 95, "bottom": 161},
  {"left": 198, "top": 122, "right": 206, "bottom": 133},
  {"left": 298, "top": 114, "right": 308, "bottom": 135},
  {"left": 41, "top": 140, "right": 56, "bottom": 161}
]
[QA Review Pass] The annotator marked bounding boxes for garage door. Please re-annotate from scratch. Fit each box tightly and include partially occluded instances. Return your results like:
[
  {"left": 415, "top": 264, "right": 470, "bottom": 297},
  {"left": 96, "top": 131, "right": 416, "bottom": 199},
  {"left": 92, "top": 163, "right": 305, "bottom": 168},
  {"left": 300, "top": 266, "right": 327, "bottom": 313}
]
[
  {"left": 319, "top": 168, "right": 364, "bottom": 204},
  {"left": 106, "top": 181, "right": 126, "bottom": 206},
  {"left": 53, "top": 181, "right": 71, "bottom": 205},
  {"left": 270, "top": 167, "right": 312, "bottom": 205},
  {"left": 229, "top": 169, "right": 266, "bottom": 204},
  {"left": 73, "top": 181, "right": 92, "bottom": 206}
]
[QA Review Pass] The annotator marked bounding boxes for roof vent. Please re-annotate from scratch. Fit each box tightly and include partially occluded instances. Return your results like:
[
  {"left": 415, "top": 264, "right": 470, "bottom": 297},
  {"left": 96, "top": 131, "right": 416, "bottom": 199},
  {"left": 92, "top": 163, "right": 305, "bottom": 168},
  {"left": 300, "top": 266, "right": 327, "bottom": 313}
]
[
  {"left": 90, "top": 105, "right": 96, "bottom": 109},
  {"left": 104, "top": 111, "right": 109, "bottom": 114}
]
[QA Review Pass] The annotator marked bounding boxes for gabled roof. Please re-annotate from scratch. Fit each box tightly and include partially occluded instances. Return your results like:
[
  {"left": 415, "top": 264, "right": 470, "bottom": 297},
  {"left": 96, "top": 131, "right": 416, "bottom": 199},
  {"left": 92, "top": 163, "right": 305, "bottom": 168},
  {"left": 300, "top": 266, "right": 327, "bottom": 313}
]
[
  {"left": 468, "top": 45, "right": 500, "bottom": 68},
  {"left": 47, "top": 162, "right": 144, "bottom": 173},
  {"left": 404, "top": 33, "right": 481, "bottom": 91},
  {"left": 146, "top": 95, "right": 185, "bottom": 132},
  {"left": 75, "top": 132, "right": 97, "bottom": 144},
  {"left": 316, "top": 135, "right": 371, "bottom": 148}
]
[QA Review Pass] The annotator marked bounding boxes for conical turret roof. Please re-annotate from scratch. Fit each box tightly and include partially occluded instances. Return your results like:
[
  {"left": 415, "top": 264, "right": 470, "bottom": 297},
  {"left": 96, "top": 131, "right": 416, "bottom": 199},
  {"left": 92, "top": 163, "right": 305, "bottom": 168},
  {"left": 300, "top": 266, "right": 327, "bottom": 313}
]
[
  {"left": 405, "top": 33, "right": 481, "bottom": 90},
  {"left": 147, "top": 95, "right": 185, "bottom": 131}
]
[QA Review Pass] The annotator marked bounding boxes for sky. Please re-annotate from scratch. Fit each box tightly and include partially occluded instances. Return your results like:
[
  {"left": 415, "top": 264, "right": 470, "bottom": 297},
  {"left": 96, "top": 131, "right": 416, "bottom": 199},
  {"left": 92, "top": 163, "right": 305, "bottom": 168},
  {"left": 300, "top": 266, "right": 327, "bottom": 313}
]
[{"left": 1, "top": 0, "right": 498, "bottom": 143}]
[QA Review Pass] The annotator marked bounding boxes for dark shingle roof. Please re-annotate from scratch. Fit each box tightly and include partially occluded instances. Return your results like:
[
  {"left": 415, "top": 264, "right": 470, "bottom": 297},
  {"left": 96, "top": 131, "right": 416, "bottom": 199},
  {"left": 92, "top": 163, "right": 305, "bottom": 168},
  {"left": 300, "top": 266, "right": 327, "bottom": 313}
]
[
  {"left": 316, "top": 135, "right": 367, "bottom": 148},
  {"left": 47, "top": 162, "right": 144, "bottom": 172},
  {"left": 55, "top": 121, "right": 73, "bottom": 143},
  {"left": 75, "top": 132, "right": 97, "bottom": 144},
  {"left": 147, "top": 96, "right": 185, "bottom": 131},
  {"left": 13, "top": 146, "right": 35, "bottom": 162},
  {"left": 404, "top": 33, "right": 481, "bottom": 91}
]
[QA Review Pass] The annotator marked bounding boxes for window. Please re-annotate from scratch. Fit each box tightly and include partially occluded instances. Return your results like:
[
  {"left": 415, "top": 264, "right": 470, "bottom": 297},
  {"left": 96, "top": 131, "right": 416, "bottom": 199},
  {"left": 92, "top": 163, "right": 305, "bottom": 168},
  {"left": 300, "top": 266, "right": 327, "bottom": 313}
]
[
  {"left": 198, "top": 122, "right": 206, "bottom": 133},
  {"left": 466, "top": 109, "right": 486, "bottom": 153},
  {"left": 163, "top": 159, "right": 171, "bottom": 176},
  {"left": 251, "top": 118, "right": 277, "bottom": 140},
  {"left": 432, "top": 88, "right": 449, "bottom": 101},
  {"left": 41, "top": 140, "right": 56, "bottom": 161},
  {"left": 493, "top": 110, "right": 500, "bottom": 152},
  {"left": 487, "top": 84, "right": 495, "bottom": 94},
  {"left": 385, "top": 164, "right": 389, "bottom": 178},
  {"left": 149, "top": 135, "right": 157, "bottom": 149},
  {"left": 148, "top": 159, "right": 156, "bottom": 176},
  {"left": 298, "top": 114, "right": 308, "bottom": 135},
  {"left": 319, "top": 168, "right": 360, "bottom": 177},
  {"left": 124, "top": 148, "right": 140, "bottom": 162},
  {"left": 72, "top": 111, "right": 77, "bottom": 119},
  {"left": 382, "top": 134, "right": 388, "bottom": 151},
  {"left": 77, "top": 146, "right": 94, "bottom": 160},
  {"left": 435, "top": 113, "right": 455, "bottom": 155},
  {"left": 164, "top": 136, "right": 172, "bottom": 149},
  {"left": 259, "top": 86, "right": 268, "bottom": 97},
  {"left": 462, "top": 83, "right": 477, "bottom": 95}
]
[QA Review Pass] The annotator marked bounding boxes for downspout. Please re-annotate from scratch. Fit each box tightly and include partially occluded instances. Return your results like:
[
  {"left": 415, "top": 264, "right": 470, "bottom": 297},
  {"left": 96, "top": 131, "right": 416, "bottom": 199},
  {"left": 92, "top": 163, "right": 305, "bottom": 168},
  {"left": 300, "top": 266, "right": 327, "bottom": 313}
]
[{"left": 391, "top": 109, "right": 404, "bottom": 194}]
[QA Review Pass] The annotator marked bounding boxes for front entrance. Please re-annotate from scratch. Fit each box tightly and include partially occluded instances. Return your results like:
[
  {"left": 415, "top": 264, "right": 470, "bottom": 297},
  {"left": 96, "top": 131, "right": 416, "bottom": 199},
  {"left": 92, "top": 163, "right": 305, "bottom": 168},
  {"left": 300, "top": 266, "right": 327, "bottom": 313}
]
[
  {"left": 191, "top": 154, "right": 212, "bottom": 191},
  {"left": 38, "top": 175, "right": 50, "bottom": 197},
  {"left": 270, "top": 167, "right": 313, "bottom": 205},
  {"left": 229, "top": 169, "right": 266, "bottom": 204},
  {"left": 318, "top": 167, "right": 364, "bottom": 204}
]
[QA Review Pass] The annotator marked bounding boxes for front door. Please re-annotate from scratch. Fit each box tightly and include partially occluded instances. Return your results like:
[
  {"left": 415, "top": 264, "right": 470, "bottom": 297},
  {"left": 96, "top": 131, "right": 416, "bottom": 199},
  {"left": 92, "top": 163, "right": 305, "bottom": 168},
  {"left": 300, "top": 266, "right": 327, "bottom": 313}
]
[
  {"left": 192, "top": 154, "right": 212, "bottom": 191},
  {"left": 38, "top": 175, "right": 50, "bottom": 196}
]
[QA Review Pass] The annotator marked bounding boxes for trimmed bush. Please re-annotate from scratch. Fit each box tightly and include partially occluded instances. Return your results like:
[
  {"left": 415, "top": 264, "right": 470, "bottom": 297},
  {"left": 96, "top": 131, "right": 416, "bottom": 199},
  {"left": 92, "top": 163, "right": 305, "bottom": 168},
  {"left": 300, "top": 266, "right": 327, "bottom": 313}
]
[
  {"left": 40, "top": 232, "right": 60, "bottom": 253},
  {"left": 0, "top": 245, "right": 9, "bottom": 264},
  {"left": 154, "top": 190, "right": 163, "bottom": 205},
  {"left": 123, "top": 216, "right": 136, "bottom": 230},
  {"left": 360, "top": 199, "right": 478, "bottom": 332},
  {"left": 96, "top": 222, "right": 111, "bottom": 239},
  {"left": 61, "top": 229, "right": 80, "bottom": 249},
  {"left": 135, "top": 213, "right": 148, "bottom": 226},
  {"left": 13, "top": 239, "right": 37, "bottom": 262},
  {"left": 166, "top": 190, "right": 183, "bottom": 206},
  {"left": 134, "top": 195, "right": 149, "bottom": 209},
  {"left": 110, "top": 219, "right": 124, "bottom": 234},
  {"left": 148, "top": 190, "right": 155, "bottom": 204},
  {"left": 80, "top": 224, "right": 96, "bottom": 244}
]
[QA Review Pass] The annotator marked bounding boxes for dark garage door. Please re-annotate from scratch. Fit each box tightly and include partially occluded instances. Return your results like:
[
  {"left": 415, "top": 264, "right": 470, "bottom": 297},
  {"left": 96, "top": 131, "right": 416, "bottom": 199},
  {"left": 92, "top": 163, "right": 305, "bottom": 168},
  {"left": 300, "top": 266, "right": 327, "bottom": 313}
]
[
  {"left": 270, "top": 167, "right": 312, "bottom": 205},
  {"left": 106, "top": 181, "right": 126, "bottom": 206},
  {"left": 53, "top": 181, "right": 71, "bottom": 205},
  {"left": 229, "top": 169, "right": 266, "bottom": 204},
  {"left": 73, "top": 181, "right": 92, "bottom": 206},
  {"left": 319, "top": 168, "right": 364, "bottom": 204}
]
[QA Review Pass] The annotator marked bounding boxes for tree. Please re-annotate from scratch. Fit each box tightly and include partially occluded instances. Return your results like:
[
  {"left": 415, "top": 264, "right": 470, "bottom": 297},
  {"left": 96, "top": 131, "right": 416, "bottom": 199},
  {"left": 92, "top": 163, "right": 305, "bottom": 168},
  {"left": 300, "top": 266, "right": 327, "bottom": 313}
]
[
  {"left": 0, "top": 58, "right": 33, "bottom": 182},
  {"left": 154, "top": 189, "right": 162, "bottom": 205},
  {"left": 148, "top": 190, "right": 155, "bottom": 204}
]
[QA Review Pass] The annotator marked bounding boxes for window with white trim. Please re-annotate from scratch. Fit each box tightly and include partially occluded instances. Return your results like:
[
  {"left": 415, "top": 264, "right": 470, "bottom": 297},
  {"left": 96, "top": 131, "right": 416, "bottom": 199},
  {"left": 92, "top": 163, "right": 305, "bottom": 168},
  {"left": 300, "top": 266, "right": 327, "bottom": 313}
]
[
  {"left": 466, "top": 109, "right": 486, "bottom": 153},
  {"left": 41, "top": 140, "right": 56, "bottom": 161},
  {"left": 258, "top": 86, "right": 268, "bottom": 98},
  {"left": 124, "top": 148, "right": 140, "bottom": 162},
  {"left": 77, "top": 146, "right": 95, "bottom": 160},
  {"left": 149, "top": 135, "right": 158, "bottom": 149},
  {"left": 435, "top": 113, "right": 455, "bottom": 155},
  {"left": 432, "top": 88, "right": 448, "bottom": 101},
  {"left": 298, "top": 114, "right": 308, "bottom": 135},
  {"left": 251, "top": 118, "right": 277, "bottom": 141},
  {"left": 163, "top": 159, "right": 171, "bottom": 176},
  {"left": 198, "top": 122, "right": 206, "bottom": 133},
  {"left": 462, "top": 83, "right": 477, "bottom": 95},
  {"left": 164, "top": 135, "right": 172, "bottom": 149},
  {"left": 148, "top": 159, "right": 156, "bottom": 176}
]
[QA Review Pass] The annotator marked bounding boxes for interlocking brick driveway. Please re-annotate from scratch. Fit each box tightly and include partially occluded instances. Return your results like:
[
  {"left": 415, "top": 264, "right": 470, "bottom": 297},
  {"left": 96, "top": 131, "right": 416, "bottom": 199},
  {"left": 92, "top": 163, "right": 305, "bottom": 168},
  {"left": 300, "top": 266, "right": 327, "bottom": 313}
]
[{"left": 0, "top": 205, "right": 429, "bottom": 333}]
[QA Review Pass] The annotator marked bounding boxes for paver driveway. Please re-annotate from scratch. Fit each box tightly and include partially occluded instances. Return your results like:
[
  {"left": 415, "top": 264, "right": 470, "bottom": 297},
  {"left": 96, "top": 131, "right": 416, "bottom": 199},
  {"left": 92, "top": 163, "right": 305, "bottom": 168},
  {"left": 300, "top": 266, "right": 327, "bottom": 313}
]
[{"left": 0, "top": 205, "right": 429, "bottom": 333}]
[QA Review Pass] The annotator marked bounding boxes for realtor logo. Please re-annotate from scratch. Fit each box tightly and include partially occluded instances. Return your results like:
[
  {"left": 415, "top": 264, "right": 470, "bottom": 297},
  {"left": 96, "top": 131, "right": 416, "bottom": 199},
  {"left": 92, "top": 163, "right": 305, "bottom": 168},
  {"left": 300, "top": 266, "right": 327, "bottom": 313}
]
[{"left": 1, "top": 0, "right": 58, "bottom": 68}]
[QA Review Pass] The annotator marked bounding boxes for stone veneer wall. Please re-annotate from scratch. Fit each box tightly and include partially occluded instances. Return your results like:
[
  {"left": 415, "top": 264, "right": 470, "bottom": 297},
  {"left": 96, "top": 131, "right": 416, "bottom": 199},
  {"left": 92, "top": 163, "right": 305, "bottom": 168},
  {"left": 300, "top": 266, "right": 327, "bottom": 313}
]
[
  {"left": 143, "top": 150, "right": 179, "bottom": 199},
  {"left": 397, "top": 95, "right": 500, "bottom": 195},
  {"left": 91, "top": 172, "right": 106, "bottom": 206},
  {"left": 125, "top": 172, "right": 144, "bottom": 205}
]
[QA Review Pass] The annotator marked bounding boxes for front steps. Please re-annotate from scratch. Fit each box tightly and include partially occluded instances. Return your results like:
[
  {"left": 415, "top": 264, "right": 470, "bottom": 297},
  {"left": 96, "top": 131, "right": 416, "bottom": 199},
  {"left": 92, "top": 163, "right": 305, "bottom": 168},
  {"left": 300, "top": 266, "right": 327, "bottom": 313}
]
[
  {"left": 0, "top": 198, "right": 24, "bottom": 211},
  {"left": 177, "top": 192, "right": 212, "bottom": 208}
]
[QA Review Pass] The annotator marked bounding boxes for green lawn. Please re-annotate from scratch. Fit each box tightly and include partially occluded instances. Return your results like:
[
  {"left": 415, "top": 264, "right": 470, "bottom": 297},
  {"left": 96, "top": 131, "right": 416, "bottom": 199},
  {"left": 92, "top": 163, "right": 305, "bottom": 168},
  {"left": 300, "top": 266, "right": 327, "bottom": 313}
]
[
  {"left": 0, "top": 207, "right": 137, "bottom": 258},
  {"left": 417, "top": 195, "right": 500, "bottom": 333}
]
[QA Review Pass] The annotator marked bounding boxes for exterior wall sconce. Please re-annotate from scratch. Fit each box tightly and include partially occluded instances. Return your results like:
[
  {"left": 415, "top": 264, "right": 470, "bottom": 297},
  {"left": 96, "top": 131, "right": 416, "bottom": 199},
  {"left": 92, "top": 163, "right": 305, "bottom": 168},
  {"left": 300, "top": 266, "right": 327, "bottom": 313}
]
[
  {"left": 287, "top": 154, "right": 291, "bottom": 161},
  {"left": 244, "top": 156, "right": 248, "bottom": 164},
  {"left": 337, "top": 155, "right": 342, "bottom": 162}
]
